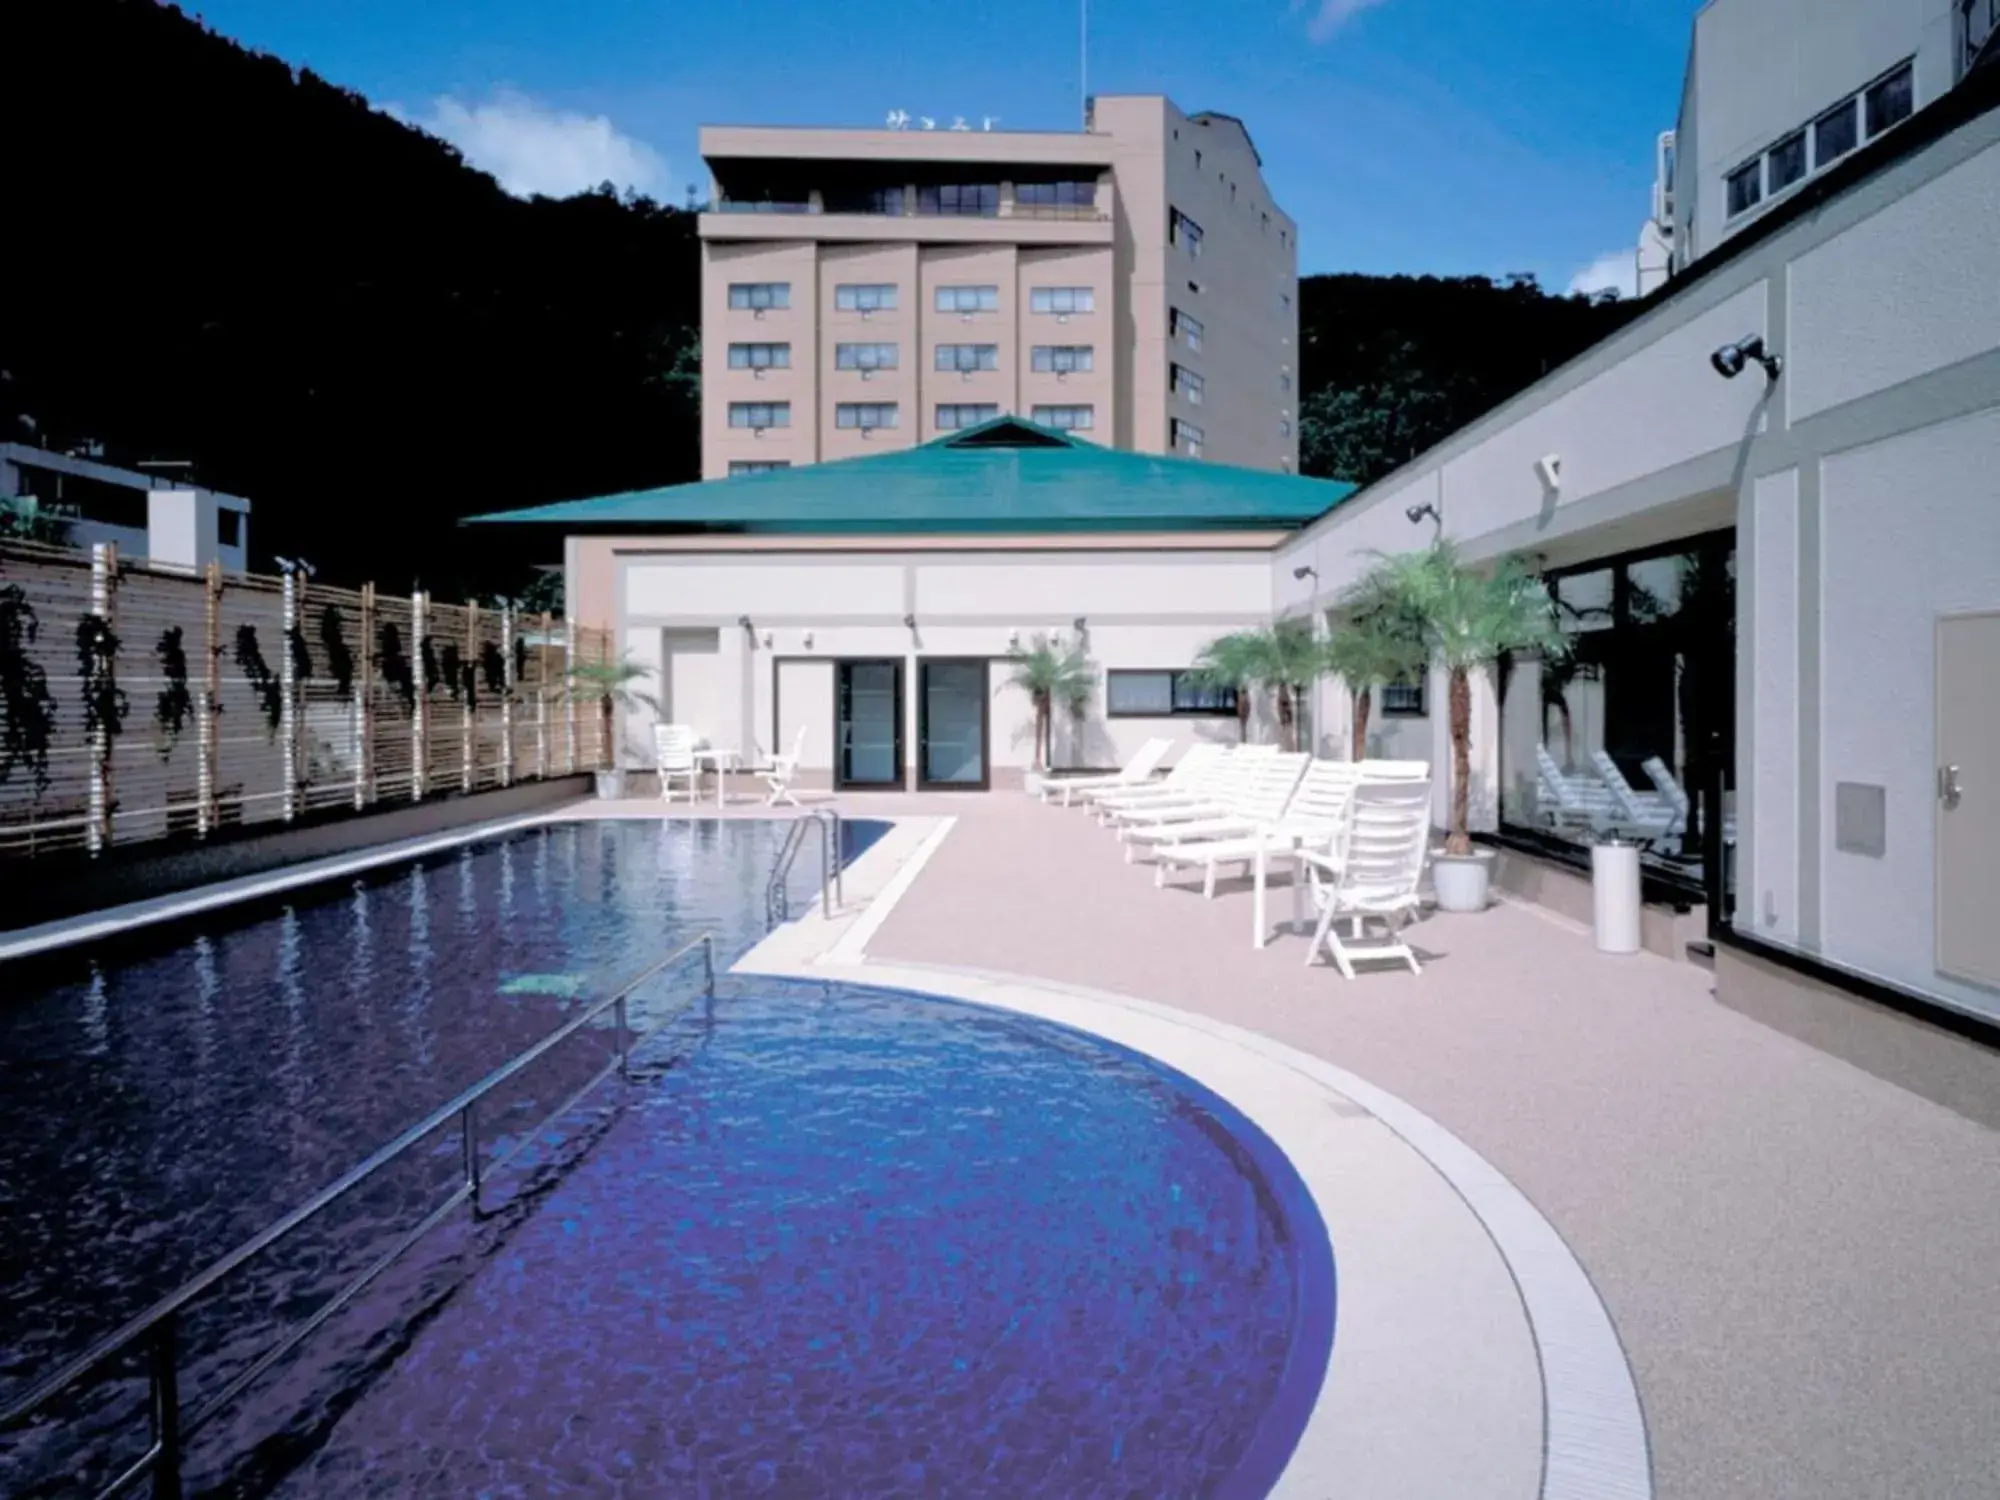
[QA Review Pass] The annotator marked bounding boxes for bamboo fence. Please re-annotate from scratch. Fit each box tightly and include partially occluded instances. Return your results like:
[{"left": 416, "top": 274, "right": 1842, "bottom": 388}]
[{"left": 0, "top": 539, "right": 610, "bottom": 859}]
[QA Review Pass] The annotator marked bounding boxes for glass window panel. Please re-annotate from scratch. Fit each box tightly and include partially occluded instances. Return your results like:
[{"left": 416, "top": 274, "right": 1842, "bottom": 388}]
[
  {"left": 1767, "top": 131, "right": 1807, "bottom": 193},
  {"left": 1865, "top": 63, "right": 1914, "bottom": 136},
  {"left": 1556, "top": 568, "right": 1615, "bottom": 632},
  {"left": 1107, "top": 671, "right": 1174, "bottom": 715},
  {"left": 1814, "top": 98, "right": 1858, "bottom": 166},
  {"left": 1725, "top": 159, "right": 1763, "bottom": 217}
]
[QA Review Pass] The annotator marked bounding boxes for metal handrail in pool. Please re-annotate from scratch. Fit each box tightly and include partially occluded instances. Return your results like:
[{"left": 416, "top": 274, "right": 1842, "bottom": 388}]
[
  {"left": 763, "top": 808, "right": 844, "bottom": 928},
  {"left": 0, "top": 930, "right": 719, "bottom": 1500}
]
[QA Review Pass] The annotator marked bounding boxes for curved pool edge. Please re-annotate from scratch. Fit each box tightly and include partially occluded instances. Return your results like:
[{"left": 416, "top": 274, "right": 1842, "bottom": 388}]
[{"left": 736, "top": 954, "right": 1653, "bottom": 1500}]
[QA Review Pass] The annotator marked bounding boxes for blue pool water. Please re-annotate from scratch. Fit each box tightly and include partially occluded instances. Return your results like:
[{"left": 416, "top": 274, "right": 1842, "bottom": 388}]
[{"left": 0, "top": 818, "right": 1334, "bottom": 1498}]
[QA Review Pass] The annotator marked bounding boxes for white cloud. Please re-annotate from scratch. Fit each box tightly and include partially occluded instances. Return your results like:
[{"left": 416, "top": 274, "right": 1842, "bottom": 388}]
[
  {"left": 392, "top": 89, "right": 668, "bottom": 200},
  {"left": 1294, "top": 0, "right": 1391, "bottom": 42},
  {"left": 1567, "top": 249, "right": 1638, "bottom": 300}
]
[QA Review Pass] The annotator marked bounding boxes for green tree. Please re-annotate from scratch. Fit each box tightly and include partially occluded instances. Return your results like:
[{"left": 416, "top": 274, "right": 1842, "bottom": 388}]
[
  {"left": 1349, "top": 540, "right": 1569, "bottom": 854},
  {"left": 1190, "top": 619, "right": 1323, "bottom": 752},
  {"left": 1005, "top": 633, "right": 1094, "bottom": 771},
  {"left": 1319, "top": 596, "right": 1429, "bottom": 761},
  {"left": 568, "top": 652, "right": 658, "bottom": 767}
]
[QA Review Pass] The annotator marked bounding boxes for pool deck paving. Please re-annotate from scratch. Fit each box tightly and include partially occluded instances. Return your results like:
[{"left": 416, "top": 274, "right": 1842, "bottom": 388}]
[{"left": 773, "top": 789, "right": 2000, "bottom": 1500}]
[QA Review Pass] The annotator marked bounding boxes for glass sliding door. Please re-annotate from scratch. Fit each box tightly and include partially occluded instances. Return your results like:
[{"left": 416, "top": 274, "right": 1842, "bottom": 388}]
[
  {"left": 919, "top": 659, "right": 989, "bottom": 789},
  {"left": 836, "top": 660, "right": 903, "bottom": 789}
]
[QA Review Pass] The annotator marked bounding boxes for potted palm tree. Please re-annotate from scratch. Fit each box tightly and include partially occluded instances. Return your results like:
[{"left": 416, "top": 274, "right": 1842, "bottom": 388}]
[
  {"left": 567, "top": 652, "right": 658, "bottom": 798},
  {"left": 1320, "top": 597, "right": 1430, "bottom": 761},
  {"left": 1190, "top": 618, "right": 1322, "bottom": 752},
  {"left": 1006, "top": 633, "right": 1095, "bottom": 791},
  {"left": 1350, "top": 539, "right": 1569, "bottom": 911}
]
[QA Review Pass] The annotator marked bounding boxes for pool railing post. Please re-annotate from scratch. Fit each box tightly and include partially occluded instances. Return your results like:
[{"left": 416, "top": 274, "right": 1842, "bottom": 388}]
[
  {"left": 460, "top": 1103, "right": 481, "bottom": 1214},
  {"left": 702, "top": 933, "right": 716, "bottom": 995},
  {"left": 614, "top": 993, "right": 630, "bottom": 1080},
  {"left": 150, "top": 1315, "right": 183, "bottom": 1500}
]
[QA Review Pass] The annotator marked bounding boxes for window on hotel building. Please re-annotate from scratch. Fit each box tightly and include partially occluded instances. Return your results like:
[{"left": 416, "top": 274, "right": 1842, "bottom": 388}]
[
  {"left": 1280, "top": 367, "right": 1292, "bottom": 393},
  {"left": 916, "top": 182, "right": 1000, "bottom": 216},
  {"left": 1031, "top": 404, "right": 1094, "bottom": 431},
  {"left": 1172, "top": 417, "right": 1203, "bottom": 457},
  {"left": 728, "top": 401, "right": 791, "bottom": 429},
  {"left": 1015, "top": 180, "right": 1096, "bottom": 210},
  {"left": 935, "top": 284, "right": 1000, "bottom": 314},
  {"left": 1171, "top": 364, "right": 1204, "bottom": 405},
  {"left": 727, "top": 342, "right": 791, "bottom": 370},
  {"left": 1029, "top": 286, "right": 1094, "bottom": 316},
  {"left": 1864, "top": 61, "right": 1914, "bottom": 137},
  {"left": 1815, "top": 98, "right": 1860, "bottom": 166},
  {"left": 1767, "top": 130, "right": 1808, "bottom": 194},
  {"left": 835, "top": 402, "right": 899, "bottom": 430},
  {"left": 821, "top": 185, "right": 905, "bottom": 216},
  {"left": 935, "top": 343, "right": 1000, "bottom": 373},
  {"left": 727, "top": 282, "right": 790, "bottom": 311},
  {"left": 728, "top": 460, "right": 791, "bottom": 475},
  {"left": 1031, "top": 345, "right": 1094, "bottom": 373},
  {"left": 935, "top": 403, "right": 1000, "bottom": 430},
  {"left": 1725, "top": 158, "right": 1763, "bottom": 218},
  {"left": 1171, "top": 308, "right": 1203, "bottom": 352},
  {"left": 1106, "top": 670, "right": 1237, "bottom": 718},
  {"left": 834, "top": 283, "right": 898, "bottom": 313},
  {"left": 1380, "top": 678, "right": 1426, "bottom": 716},
  {"left": 835, "top": 342, "right": 899, "bottom": 371},
  {"left": 1170, "top": 208, "right": 1204, "bottom": 256}
]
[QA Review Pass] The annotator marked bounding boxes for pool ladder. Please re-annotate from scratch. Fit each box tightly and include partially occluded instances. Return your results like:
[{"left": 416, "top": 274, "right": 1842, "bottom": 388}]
[
  {"left": 764, "top": 808, "right": 844, "bottom": 928},
  {"left": 0, "top": 931, "right": 720, "bottom": 1500}
]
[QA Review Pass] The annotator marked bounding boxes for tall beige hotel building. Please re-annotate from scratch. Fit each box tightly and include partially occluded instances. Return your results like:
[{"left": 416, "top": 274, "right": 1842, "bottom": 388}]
[{"left": 698, "top": 96, "right": 1300, "bottom": 478}]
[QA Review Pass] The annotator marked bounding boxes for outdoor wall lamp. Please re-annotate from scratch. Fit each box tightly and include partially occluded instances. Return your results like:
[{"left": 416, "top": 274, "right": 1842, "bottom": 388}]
[
  {"left": 1292, "top": 565, "right": 1318, "bottom": 581},
  {"left": 903, "top": 612, "right": 916, "bottom": 629},
  {"left": 1006, "top": 628, "right": 1020, "bottom": 649},
  {"left": 274, "top": 556, "right": 316, "bottom": 578},
  {"left": 1073, "top": 616, "right": 1088, "bottom": 633},
  {"left": 1710, "top": 334, "right": 1782, "bottom": 382},
  {"left": 802, "top": 630, "right": 814, "bottom": 649},
  {"left": 737, "top": 614, "right": 754, "bottom": 636},
  {"left": 1406, "top": 502, "right": 1441, "bottom": 528}
]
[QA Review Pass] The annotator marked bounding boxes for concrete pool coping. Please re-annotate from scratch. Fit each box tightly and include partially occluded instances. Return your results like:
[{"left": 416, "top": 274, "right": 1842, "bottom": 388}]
[{"left": 738, "top": 903, "right": 1653, "bottom": 1500}]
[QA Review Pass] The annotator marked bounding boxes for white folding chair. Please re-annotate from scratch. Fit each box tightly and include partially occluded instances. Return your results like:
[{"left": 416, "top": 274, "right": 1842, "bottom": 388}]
[
  {"left": 1299, "top": 779, "right": 1433, "bottom": 978},
  {"left": 761, "top": 726, "right": 807, "bottom": 808},
  {"left": 653, "top": 723, "right": 700, "bottom": 804}
]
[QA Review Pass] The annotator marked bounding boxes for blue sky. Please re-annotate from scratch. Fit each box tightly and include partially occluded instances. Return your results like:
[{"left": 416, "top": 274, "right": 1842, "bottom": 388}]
[{"left": 190, "top": 0, "right": 1697, "bottom": 296}]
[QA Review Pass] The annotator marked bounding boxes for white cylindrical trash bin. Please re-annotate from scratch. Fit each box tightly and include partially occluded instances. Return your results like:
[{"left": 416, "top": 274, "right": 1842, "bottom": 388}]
[{"left": 1591, "top": 839, "right": 1643, "bottom": 955}]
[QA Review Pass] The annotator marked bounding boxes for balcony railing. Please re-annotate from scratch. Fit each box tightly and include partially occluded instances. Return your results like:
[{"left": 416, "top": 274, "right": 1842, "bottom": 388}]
[{"left": 714, "top": 195, "right": 1109, "bottom": 222}]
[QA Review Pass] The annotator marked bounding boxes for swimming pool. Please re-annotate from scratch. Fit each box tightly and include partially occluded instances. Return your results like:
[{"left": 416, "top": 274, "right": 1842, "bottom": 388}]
[{"left": 1, "top": 818, "right": 1334, "bottom": 1497}]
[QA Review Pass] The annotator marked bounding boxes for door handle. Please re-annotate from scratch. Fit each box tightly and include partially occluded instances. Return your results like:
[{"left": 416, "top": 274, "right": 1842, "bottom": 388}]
[{"left": 1938, "top": 764, "right": 1963, "bottom": 809}]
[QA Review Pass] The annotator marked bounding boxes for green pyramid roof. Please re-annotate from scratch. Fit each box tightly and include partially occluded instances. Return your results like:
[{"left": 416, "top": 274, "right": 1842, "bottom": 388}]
[{"left": 466, "top": 417, "right": 1354, "bottom": 535}]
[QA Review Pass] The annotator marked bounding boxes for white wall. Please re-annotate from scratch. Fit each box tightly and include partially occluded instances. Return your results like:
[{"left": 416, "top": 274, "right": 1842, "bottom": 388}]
[
  {"left": 1747, "top": 467, "right": 1800, "bottom": 943},
  {"left": 1817, "top": 403, "right": 2000, "bottom": 1019}
]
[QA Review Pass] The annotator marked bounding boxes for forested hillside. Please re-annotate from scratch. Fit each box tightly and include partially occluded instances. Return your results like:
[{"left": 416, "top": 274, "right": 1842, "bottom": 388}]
[{"left": 2, "top": 0, "right": 1636, "bottom": 594}]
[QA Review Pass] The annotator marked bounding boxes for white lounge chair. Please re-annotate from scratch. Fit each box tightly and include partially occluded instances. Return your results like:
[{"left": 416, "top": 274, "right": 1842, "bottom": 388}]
[
  {"left": 1589, "top": 749, "right": 1681, "bottom": 840},
  {"left": 1103, "top": 746, "right": 1268, "bottom": 831},
  {"left": 1047, "top": 737, "right": 1174, "bottom": 806},
  {"left": 1122, "top": 752, "right": 1310, "bottom": 861},
  {"left": 1641, "top": 756, "right": 1738, "bottom": 849},
  {"left": 759, "top": 725, "right": 807, "bottom": 807},
  {"left": 654, "top": 723, "right": 700, "bottom": 804},
  {"left": 1536, "top": 745, "right": 1616, "bottom": 831},
  {"left": 1298, "top": 778, "right": 1434, "bottom": 978},
  {"left": 1149, "top": 757, "right": 1363, "bottom": 894},
  {"left": 1092, "top": 743, "right": 1236, "bottom": 822}
]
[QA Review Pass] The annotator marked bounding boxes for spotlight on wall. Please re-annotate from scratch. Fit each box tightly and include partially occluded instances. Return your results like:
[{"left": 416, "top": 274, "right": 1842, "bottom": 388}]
[
  {"left": 1292, "top": 564, "right": 1318, "bottom": 581},
  {"left": 802, "top": 630, "right": 814, "bottom": 650},
  {"left": 273, "top": 556, "right": 316, "bottom": 578},
  {"left": 1534, "top": 453, "right": 1562, "bottom": 491},
  {"left": 737, "top": 614, "right": 754, "bottom": 637},
  {"left": 761, "top": 631, "right": 774, "bottom": 648},
  {"left": 1405, "top": 502, "right": 1441, "bottom": 529},
  {"left": 1006, "top": 627, "right": 1020, "bottom": 650},
  {"left": 1073, "top": 616, "right": 1088, "bottom": 634},
  {"left": 903, "top": 612, "right": 916, "bottom": 630},
  {"left": 1710, "top": 334, "right": 1782, "bottom": 381}
]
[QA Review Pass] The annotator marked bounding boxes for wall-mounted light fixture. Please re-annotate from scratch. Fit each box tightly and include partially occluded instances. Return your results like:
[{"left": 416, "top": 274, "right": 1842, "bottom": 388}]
[
  {"left": 1710, "top": 334, "right": 1782, "bottom": 382},
  {"left": 1006, "top": 627, "right": 1020, "bottom": 650},
  {"left": 1535, "top": 453, "right": 1562, "bottom": 490},
  {"left": 802, "top": 630, "right": 814, "bottom": 650},
  {"left": 273, "top": 556, "right": 317, "bottom": 578},
  {"left": 761, "top": 630, "right": 774, "bottom": 648},
  {"left": 737, "top": 614, "right": 755, "bottom": 639},
  {"left": 1405, "top": 501, "right": 1441, "bottom": 529},
  {"left": 903, "top": 612, "right": 916, "bottom": 630},
  {"left": 1073, "top": 616, "right": 1088, "bottom": 634},
  {"left": 1292, "top": 564, "right": 1318, "bottom": 581}
]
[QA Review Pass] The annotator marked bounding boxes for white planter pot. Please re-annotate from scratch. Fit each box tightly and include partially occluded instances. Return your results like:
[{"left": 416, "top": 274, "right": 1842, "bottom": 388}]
[
  {"left": 593, "top": 768, "right": 627, "bottom": 800},
  {"left": 1431, "top": 849, "right": 1494, "bottom": 912}
]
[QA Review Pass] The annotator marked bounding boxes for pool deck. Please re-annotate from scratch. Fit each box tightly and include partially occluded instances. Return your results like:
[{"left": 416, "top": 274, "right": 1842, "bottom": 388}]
[{"left": 709, "top": 787, "right": 2000, "bottom": 1500}]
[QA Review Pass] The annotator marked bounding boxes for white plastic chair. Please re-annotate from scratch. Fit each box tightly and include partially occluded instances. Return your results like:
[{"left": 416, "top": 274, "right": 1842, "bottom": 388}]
[
  {"left": 1150, "top": 757, "right": 1362, "bottom": 894},
  {"left": 1299, "top": 778, "right": 1433, "bottom": 978},
  {"left": 1122, "top": 752, "right": 1310, "bottom": 861},
  {"left": 653, "top": 723, "right": 700, "bottom": 804},
  {"left": 761, "top": 726, "right": 807, "bottom": 808},
  {"left": 1048, "top": 737, "right": 1175, "bottom": 806},
  {"left": 1589, "top": 749, "right": 1681, "bottom": 839}
]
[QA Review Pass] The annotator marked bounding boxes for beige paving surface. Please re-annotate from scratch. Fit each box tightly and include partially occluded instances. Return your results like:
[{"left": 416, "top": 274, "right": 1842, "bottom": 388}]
[{"left": 830, "top": 790, "right": 2000, "bottom": 1500}]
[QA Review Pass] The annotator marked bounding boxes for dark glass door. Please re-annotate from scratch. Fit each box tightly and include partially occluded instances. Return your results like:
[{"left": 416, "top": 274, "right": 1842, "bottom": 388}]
[
  {"left": 836, "top": 660, "right": 903, "bottom": 789},
  {"left": 918, "top": 659, "right": 989, "bottom": 789}
]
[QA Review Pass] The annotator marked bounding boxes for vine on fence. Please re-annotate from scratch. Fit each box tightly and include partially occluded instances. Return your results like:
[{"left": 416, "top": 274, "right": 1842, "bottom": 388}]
[
  {"left": 378, "top": 623, "right": 415, "bottom": 714},
  {"left": 285, "top": 617, "right": 314, "bottom": 689},
  {"left": 76, "top": 613, "right": 129, "bottom": 745},
  {"left": 0, "top": 585, "right": 56, "bottom": 791},
  {"left": 234, "top": 624, "right": 282, "bottom": 735},
  {"left": 481, "top": 641, "right": 507, "bottom": 697},
  {"left": 320, "top": 605, "right": 355, "bottom": 699},
  {"left": 154, "top": 625, "right": 193, "bottom": 753},
  {"left": 440, "top": 642, "right": 463, "bottom": 703}
]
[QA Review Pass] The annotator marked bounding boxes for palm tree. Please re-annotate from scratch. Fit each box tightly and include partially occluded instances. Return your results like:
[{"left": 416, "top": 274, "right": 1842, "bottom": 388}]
[
  {"left": 1190, "top": 619, "right": 1322, "bottom": 752},
  {"left": 1319, "top": 596, "right": 1429, "bottom": 761},
  {"left": 568, "top": 652, "right": 658, "bottom": 768},
  {"left": 1006, "top": 633, "right": 1094, "bottom": 771},
  {"left": 1352, "top": 539, "right": 1569, "bottom": 855}
]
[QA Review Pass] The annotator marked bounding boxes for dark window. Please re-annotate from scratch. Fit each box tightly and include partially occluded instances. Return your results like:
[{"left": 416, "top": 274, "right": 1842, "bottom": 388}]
[
  {"left": 1032, "top": 345, "right": 1093, "bottom": 373},
  {"left": 835, "top": 402, "right": 899, "bottom": 430},
  {"left": 727, "top": 342, "right": 791, "bottom": 369},
  {"left": 728, "top": 460, "right": 791, "bottom": 475},
  {"left": 916, "top": 182, "right": 999, "bottom": 216},
  {"left": 216, "top": 507, "right": 242, "bottom": 547},
  {"left": 728, "top": 401, "right": 790, "bottom": 429},
  {"left": 1106, "top": 669, "right": 1237, "bottom": 718},
  {"left": 1170, "top": 208, "right": 1204, "bottom": 255},
  {"left": 1015, "top": 180, "right": 1097, "bottom": 210},
  {"left": 727, "top": 282, "right": 790, "bottom": 311},
  {"left": 1171, "top": 364, "right": 1204, "bottom": 405},
  {"left": 1030, "top": 403, "right": 1094, "bottom": 431},
  {"left": 935, "top": 284, "right": 1000, "bottom": 314},
  {"left": 1380, "top": 678, "right": 1426, "bottom": 716},
  {"left": 935, "top": 343, "right": 999, "bottom": 373},
  {"left": 1864, "top": 62, "right": 1914, "bottom": 136},
  {"left": 1172, "top": 308, "right": 1204, "bottom": 350},
  {"left": 834, "top": 283, "right": 898, "bottom": 312},
  {"left": 835, "top": 342, "right": 899, "bottom": 371},
  {"left": 1725, "top": 158, "right": 1763, "bottom": 217},
  {"left": 935, "top": 403, "right": 1000, "bottom": 430},
  {"left": 1814, "top": 98, "right": 1859, "bottom": 166},
  {"left": 1767, "top": 131, "right": 1807, "bottom": 193},
  {"left": 1029, "top": 286, "right": 1094, "bottom": 315}
]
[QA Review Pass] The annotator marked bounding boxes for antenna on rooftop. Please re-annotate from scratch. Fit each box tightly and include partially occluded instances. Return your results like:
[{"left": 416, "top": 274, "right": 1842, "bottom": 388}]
[{"left": 1080, "top": 0, "right": 1089, "bottom": 128}]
